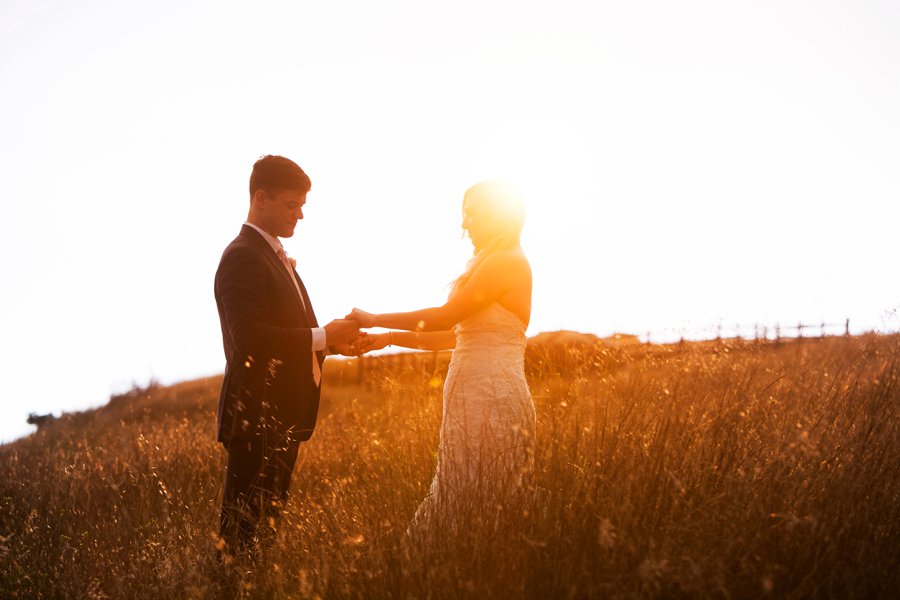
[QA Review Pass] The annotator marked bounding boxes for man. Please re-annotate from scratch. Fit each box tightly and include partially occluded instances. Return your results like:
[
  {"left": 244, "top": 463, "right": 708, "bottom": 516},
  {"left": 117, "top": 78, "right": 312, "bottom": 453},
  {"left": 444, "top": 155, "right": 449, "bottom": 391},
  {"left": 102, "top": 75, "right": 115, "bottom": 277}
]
[{"left": 214, "top": 155, "right": 359, "bottom": 558}]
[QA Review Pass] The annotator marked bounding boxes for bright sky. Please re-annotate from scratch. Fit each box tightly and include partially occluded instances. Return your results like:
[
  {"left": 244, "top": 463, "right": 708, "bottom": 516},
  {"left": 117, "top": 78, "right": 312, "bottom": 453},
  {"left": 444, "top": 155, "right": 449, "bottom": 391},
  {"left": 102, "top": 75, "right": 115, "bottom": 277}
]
[{"left": 1, "top": 0, "right": 898, "bottom": 443}]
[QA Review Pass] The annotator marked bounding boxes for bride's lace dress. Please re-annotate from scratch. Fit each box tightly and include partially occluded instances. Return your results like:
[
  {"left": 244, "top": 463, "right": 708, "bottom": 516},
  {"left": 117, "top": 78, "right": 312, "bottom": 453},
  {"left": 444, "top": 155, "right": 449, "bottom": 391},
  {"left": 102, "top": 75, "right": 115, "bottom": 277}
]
[{"left": 410, "top": 303, "right": 536, "bottom": 534}]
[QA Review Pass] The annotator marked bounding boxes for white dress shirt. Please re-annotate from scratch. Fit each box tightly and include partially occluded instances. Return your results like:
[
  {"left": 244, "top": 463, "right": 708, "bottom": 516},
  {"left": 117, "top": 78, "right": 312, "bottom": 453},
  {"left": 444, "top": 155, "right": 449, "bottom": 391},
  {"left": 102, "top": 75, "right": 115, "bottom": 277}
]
[{"left": 244, "top": 222, "right": 327, "bottom": 352}]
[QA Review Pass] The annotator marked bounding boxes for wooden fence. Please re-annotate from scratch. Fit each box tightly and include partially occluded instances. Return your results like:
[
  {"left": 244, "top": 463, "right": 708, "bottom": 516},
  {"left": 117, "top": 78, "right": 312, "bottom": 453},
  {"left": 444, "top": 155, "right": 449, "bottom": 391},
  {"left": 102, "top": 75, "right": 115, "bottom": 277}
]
[
  {"left": 643, "top": 318, "right": 852, "bottom": 345},
  {"left": 332, "top": 318, "right": 856, "bottom": 385}
]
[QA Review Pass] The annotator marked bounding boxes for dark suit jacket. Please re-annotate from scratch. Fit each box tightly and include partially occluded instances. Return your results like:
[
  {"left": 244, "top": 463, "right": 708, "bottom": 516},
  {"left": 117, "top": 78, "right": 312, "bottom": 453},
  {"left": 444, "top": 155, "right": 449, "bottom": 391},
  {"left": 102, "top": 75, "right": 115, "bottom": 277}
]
[{"left": 214, "top": 225, "right": 325, "bottom": 446}]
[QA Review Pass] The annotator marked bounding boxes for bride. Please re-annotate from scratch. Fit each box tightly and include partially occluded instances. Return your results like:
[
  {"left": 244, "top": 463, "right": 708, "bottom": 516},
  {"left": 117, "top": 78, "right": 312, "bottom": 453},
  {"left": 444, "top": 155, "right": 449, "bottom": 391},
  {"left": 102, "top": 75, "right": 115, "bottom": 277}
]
[{"left": 348, "top": 180, "right": 535, "bottom": 536}]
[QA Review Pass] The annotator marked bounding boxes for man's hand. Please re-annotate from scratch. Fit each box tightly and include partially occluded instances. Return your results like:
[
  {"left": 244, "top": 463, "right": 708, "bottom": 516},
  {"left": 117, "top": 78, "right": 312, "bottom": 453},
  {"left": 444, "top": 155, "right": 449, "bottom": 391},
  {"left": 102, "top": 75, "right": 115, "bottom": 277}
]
[{"left": 324, "top": 319, "right": 361, "bottom": 346}]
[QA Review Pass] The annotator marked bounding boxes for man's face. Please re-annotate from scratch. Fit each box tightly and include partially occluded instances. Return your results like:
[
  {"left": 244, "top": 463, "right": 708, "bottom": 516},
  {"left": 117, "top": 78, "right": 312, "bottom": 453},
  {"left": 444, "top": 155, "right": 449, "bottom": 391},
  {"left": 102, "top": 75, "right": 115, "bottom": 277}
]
[{"left": 260, "top": 188, "right": 307, "bottom": 238}]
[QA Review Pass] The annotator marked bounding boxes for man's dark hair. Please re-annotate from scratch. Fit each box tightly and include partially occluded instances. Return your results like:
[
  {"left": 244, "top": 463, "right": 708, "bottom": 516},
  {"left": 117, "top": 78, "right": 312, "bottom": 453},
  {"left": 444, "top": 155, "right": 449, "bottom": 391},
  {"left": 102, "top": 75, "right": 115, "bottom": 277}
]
[{"left": 249, "top": 155, "right": 311, "bottom": 197}]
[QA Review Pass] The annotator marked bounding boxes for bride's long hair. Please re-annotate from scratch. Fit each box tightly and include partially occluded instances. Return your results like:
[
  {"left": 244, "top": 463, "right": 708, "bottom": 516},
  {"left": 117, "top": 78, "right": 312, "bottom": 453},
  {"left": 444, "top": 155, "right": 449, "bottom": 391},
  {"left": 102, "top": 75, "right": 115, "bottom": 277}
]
[{"left": 450, "top": 180, "right": 526, "bottom": 296}]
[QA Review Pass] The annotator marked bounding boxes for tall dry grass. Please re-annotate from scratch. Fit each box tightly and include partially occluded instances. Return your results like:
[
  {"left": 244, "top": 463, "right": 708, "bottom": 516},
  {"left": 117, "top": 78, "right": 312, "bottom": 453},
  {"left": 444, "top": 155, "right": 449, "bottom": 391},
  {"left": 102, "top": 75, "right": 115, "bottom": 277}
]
[{"left": 1, "top": 334, "right": 898, "bottom": 599}]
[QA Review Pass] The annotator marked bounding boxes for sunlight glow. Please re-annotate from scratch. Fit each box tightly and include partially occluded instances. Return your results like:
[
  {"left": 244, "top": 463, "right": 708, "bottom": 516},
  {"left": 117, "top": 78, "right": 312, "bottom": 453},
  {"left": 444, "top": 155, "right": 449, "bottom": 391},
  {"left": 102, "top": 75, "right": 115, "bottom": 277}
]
[{"left": 0, "top": 0, "right": 897, "bottom": 443}]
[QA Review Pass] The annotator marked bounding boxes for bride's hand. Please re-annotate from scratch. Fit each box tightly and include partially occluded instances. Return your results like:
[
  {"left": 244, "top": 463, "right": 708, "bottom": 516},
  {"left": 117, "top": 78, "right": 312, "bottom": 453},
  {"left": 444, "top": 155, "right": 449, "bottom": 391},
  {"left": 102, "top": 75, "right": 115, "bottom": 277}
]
[
  {"left": 353, "top": 333, "right": 391, "bottom": 354},
  {"left": 346, "top": 308, "right": 376, "bottom": 328}
]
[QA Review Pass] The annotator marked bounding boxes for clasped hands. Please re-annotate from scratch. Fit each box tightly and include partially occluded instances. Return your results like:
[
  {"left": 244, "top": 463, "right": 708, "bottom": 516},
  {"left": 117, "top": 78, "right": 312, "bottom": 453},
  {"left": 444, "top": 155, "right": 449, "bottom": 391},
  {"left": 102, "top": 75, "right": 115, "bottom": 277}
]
[{"left": 322, "top": 308, "right": 388, "bottom": 356}]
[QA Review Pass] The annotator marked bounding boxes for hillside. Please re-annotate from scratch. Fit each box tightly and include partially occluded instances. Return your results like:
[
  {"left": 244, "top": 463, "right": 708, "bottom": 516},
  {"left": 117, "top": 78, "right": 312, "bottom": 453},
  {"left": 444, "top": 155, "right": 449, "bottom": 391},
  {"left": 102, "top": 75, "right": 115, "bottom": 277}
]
[{"left": 1, "top": 334, "right": 898, "bottom": 599}]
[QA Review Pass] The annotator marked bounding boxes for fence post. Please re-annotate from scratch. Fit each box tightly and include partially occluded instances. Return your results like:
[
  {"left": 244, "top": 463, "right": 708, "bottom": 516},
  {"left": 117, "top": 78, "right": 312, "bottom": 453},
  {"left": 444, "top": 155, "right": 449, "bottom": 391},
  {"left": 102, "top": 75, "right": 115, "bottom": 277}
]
[
  {"left": 357, "top": 355, "right": 366, "bottom": 385},
  {"left": 845, "top": 318, "right": 850, "bottom": 336}
]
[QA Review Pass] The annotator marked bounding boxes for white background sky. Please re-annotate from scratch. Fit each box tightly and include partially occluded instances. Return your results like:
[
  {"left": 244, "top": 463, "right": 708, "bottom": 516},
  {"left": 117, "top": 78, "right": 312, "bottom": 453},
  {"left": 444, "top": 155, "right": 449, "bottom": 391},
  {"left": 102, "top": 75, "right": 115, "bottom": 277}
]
[{"left": 1, "top": 0, "right": 898, "bottom": 443}]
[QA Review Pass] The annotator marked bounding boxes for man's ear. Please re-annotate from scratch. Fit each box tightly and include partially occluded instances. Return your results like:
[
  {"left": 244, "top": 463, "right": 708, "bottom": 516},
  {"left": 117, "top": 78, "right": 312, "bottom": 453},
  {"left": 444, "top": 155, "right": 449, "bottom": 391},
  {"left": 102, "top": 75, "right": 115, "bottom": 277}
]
[{"left": 251, "top": 188, "right": 269, "bottom": 208}]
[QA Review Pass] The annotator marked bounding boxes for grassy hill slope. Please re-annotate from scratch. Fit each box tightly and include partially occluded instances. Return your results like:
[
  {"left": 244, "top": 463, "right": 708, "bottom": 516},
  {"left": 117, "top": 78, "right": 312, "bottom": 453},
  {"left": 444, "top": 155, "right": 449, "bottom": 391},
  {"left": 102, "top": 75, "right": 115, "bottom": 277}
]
[{"left": 1, "top": 335, "right": 898, "bottom": 599}]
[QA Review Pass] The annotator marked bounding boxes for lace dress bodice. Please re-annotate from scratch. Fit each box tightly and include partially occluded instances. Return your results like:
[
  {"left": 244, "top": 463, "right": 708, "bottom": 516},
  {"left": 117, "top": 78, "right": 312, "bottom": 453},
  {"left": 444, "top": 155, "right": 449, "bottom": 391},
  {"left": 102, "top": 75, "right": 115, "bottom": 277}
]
[{"left": 452, "top": 302, "right": 528, "bottom": 363}]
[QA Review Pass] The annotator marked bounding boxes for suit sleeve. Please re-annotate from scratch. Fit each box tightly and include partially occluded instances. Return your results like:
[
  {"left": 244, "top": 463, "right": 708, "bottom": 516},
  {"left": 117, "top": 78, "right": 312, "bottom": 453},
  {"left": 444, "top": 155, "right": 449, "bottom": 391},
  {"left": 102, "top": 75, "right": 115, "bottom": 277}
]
[{"left": 215, "top": 245, "right": 313, "bottom": 361}]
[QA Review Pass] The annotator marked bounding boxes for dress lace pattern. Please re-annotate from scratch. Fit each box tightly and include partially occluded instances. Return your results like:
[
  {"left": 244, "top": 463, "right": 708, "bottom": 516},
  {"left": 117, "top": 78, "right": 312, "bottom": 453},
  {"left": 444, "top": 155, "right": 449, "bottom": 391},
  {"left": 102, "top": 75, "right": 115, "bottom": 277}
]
[{"left": 410, "top": 303, "right": 536, "bottom": 534}]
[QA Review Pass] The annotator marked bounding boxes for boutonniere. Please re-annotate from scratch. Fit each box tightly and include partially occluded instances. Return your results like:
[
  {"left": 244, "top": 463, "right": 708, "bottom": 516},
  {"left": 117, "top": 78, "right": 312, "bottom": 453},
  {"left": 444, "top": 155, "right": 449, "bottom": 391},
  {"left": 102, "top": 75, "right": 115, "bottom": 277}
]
[{"left": 288, "top": 257, "right": 297, "bottom": 269}]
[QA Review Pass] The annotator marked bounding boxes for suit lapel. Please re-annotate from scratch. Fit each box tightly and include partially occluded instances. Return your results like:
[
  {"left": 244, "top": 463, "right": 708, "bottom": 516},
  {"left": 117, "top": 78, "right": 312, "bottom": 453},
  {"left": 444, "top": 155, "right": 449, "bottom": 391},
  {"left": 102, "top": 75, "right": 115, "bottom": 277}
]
[
  {"left": 286, "top": 257, "right": 323, "bottom": 363},
  {"left": 293, "top": 270, "right": 318, "bottom": 327},
  {"left": 294, "top": 271, "right": 324, "bottom": 364},
  {"left": 240, "top": 225, "right": 313, "bottom": 324}
]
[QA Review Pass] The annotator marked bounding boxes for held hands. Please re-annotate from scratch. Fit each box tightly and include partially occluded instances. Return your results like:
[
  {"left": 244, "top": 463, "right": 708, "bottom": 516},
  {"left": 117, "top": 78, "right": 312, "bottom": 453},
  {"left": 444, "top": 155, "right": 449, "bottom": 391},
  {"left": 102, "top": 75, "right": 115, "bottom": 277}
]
[
  {"left": 346, "top": 308, "right": 376, "bottom": 328},
  {"left": 342, "top": 309, "right": 392, "bottom": 355},
  {"left": 327, "top": 333, "right": 390, "bottom": 356},
  {"left": 322, "top": 315, "right": 392, "bottom": 357},
  {"left": 352, "top": 332, "right": 391, "bottom": 354},
  {"left": 324, "top": 319, "right": 362, "bottom": 346}
]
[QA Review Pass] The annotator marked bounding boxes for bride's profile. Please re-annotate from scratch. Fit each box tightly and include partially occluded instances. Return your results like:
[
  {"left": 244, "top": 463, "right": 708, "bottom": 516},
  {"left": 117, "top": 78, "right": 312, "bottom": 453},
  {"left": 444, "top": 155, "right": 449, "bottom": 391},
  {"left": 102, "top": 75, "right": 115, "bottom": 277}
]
[{"left": 348, "top": 180, "right": 535, "bottom": 537}]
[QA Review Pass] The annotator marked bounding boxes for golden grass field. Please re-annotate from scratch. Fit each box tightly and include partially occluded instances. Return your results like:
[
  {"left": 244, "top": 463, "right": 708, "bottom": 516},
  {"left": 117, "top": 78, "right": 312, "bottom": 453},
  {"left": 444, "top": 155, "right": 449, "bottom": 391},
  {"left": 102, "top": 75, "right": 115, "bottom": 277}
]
[{"left": 1, "top": 334, "right": 898, "bottom": 599}]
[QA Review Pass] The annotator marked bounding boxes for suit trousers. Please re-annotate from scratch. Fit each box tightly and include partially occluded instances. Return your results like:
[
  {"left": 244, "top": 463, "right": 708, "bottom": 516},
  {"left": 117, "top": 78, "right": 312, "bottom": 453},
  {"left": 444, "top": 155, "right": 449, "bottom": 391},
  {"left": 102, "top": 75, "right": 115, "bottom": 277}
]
[{"left": 219, "top": 429, "right": 301, "bottom": 555}]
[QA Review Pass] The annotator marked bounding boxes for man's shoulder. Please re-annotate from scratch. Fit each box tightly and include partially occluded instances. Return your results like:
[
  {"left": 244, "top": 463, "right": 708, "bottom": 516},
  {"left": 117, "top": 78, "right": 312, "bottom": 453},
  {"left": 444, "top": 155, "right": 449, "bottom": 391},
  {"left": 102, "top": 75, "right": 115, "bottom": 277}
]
[
  {"left": 217, "top": 229, "right": 266, "bottom": 270},
  {"left": 222, "top": 226, "right": 265, "bottom": 255}
]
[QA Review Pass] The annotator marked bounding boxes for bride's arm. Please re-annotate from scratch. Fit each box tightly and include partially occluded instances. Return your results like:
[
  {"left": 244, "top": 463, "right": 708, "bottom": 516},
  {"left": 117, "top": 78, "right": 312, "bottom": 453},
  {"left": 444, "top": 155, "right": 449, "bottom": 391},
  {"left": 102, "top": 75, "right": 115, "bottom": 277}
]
[
  {"left": 351, "top": 251, "right": 526, "bottom": 331},
  {"left": 359, "top": 330, "right": 456, "bottom": 353}
]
